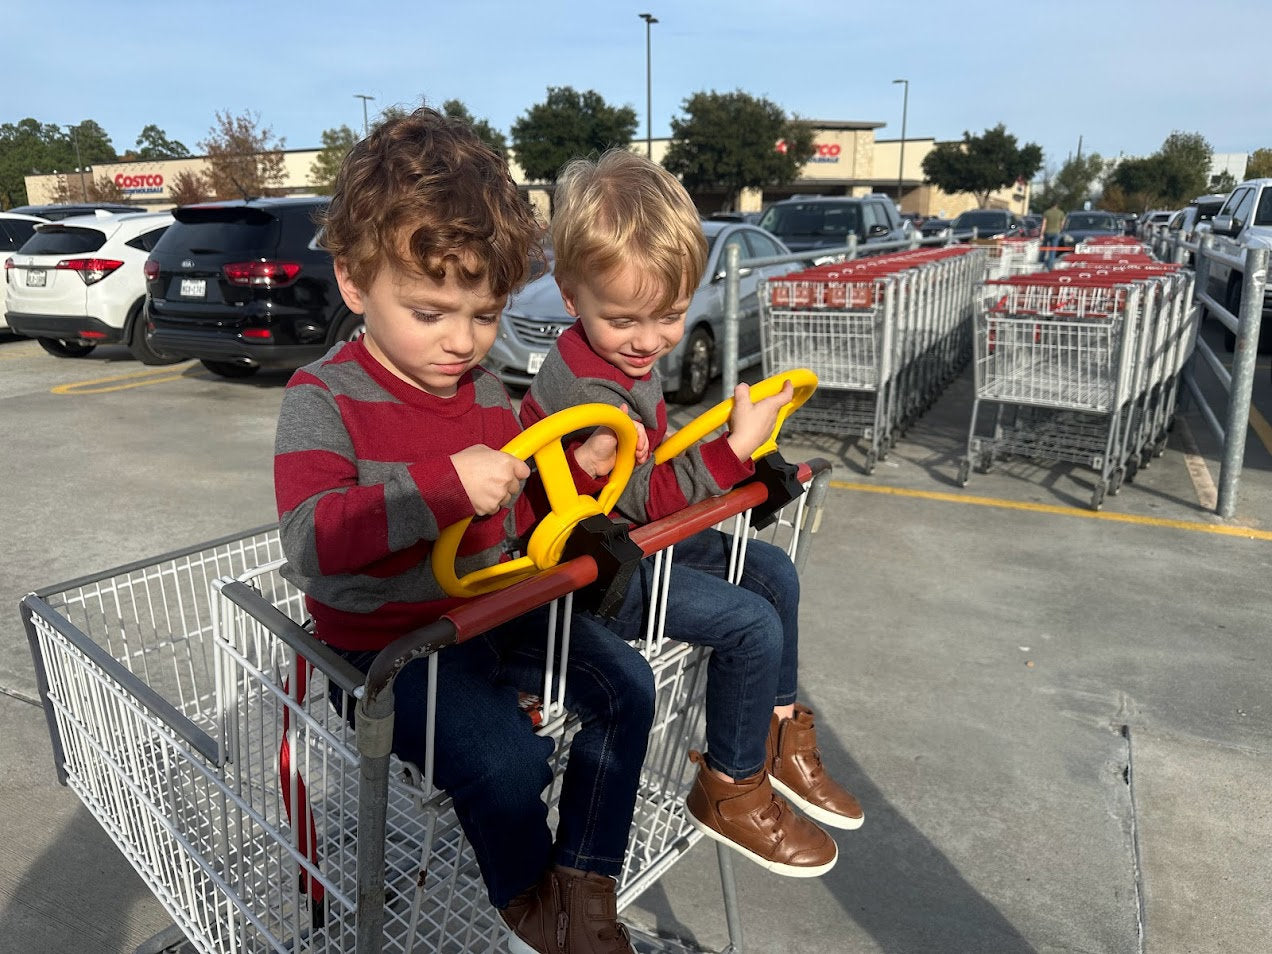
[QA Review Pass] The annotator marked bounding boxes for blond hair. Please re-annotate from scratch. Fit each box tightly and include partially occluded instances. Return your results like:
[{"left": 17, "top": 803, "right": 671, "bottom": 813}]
[
  {"left": 550, "top": 150, "right": 706, "bottom": 310},
  {"left": 321, "top": 106, "right": 542, "bottom": 296}
]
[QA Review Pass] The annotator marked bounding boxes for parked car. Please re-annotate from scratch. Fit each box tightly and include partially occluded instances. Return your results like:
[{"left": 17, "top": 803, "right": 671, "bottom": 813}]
[
  {"left": 1138, "top": 209, "right": 1176, "bottom": 239},
  {"left": 756, "top": 194, "right": 910, "bottom": 254},
  {"left": 950, "top": 208, "right": 1025, "bottom": 241},
  {"left": 1168, "top": 193, "right": 1227, "bottom": 240},
  {"left": 0, "top": 211, "right": 47, "bottom": 331},
  {"left": 919, "top": 217, "right": 953, "bottom": 237},
  {"left": 1056, "top": 211, "right": 1123, "bottom": 254},
  {"left": 484, "top": 220, "right": 803, "bottom": 403},
  {"left": 1021, "top": 214, "right": 1043, "bottom": 238},
  {"left": 1203, "top": 179, "right": 1272, "bottom": 354},
  {"left": 145, "top": 197, "right": 358, "bottom": 378},
  {"left": 5, "top": 210, "right": 174, "bottom": 360},
  {"left": 9, "top": 202, "right": 143, "bottom": 221},
  {"left": 707, "top": 211, "right": 762, "bottom": 225}
]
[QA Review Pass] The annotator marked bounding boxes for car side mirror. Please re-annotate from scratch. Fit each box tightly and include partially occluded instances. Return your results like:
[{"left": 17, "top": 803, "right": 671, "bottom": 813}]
[
  {"left": 867, "top": 224, "right": 889, "bottom": 237},
  {"left": 1212, "top": 214, "right": 1239, "bottom": 237}
]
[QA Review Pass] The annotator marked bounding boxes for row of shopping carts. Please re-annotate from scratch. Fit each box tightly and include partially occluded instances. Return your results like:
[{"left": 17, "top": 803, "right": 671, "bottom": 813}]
[
  {"left": 957, "top": 239, "right": 1198, "bottom": 509},
  {"left": 22, "top": 450, "right": 832, "bottom": 954},
  {"left": 758, "top": 245, "right": 989, "bottom": 473},
  {"left": 980, "top": 237, "right": 1042, "bottom": 280}
]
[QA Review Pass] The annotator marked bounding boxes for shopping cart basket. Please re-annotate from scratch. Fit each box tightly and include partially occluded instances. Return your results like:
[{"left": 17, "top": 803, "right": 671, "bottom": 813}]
[{"left": 22, "top": 386, "right": 833, "bottom": 954}]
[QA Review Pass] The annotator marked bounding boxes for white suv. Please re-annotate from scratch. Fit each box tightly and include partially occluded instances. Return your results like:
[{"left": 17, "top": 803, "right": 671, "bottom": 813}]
[{"left": 4, "top": 210, "right": 176, "bottom": 362}]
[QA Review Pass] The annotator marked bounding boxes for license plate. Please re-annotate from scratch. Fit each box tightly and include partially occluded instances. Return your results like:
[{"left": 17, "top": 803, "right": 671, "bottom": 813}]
[
  {"left": 25, "top": 269, "right": 46, "bottom": 287},
  {"left": 526, "top": 351, "right": 545, "bottom": 374},
  {"left": 179, "top": 278, "right": 206, "bottom": 298}
]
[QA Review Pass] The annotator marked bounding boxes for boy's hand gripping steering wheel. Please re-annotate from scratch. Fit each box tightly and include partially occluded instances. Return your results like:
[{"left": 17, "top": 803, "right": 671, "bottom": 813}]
[{"left": 433, "top": 403, "right": 638, "bottom": 598}]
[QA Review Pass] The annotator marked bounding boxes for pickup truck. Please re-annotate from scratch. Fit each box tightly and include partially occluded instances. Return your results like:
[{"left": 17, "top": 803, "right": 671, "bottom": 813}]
[{"left": 1205, "top": 178, "right": 1272, "bottom": 353}]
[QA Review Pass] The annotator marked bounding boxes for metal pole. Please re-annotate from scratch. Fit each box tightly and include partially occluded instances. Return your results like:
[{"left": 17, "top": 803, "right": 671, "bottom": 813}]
[
  {"left": 354, "top": 690, "right": 394, "bottom": 953},
  {"left": 722, "top": 240, "right": 740, "bottom": 396},
  {"left": 892, "top": 79, "right": 908, "bottom": 209},
  {"left": 354, "top": 94, "right": 375, "bottom": 138},
  {"left": 66, "top": 125, "right": 88, "bottom": 202},
  {"left": 1216, "top": 245, "right": 1267, "bottom": 518},
  {"left": 639, "top": 13, "right": 658, "bottom": 159}
]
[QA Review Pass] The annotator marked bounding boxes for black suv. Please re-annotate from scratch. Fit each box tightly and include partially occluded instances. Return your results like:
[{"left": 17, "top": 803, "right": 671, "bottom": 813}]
[
  {"left": 145, "top": 197, "right": 356, "bottom": 378},
  {"left": 757, "top": 194, "right": 910, "bottom": 253}
]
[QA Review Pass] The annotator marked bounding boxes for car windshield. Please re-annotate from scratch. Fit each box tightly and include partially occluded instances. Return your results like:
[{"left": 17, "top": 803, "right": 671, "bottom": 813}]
[
  {"left": 953, "top": 210, "right": 1007, "bottom": 229},
  {"left": 1254, "top": 190, "right": 1272, "bottom": 227},
  {"left": 759, "top": 202, "right": 861, "bottom": 238},
  {"left": 1063, "top": 214, "right": 1118, "bottom": 231}
]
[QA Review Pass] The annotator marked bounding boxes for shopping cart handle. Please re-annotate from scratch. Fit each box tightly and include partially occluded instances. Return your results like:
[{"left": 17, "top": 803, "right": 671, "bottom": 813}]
[
  {"left": 433, "top": 403, "right": 639, "bottom": 598},
  {"left": 655, "top": 368, "right": 818, "bottom": 465}
]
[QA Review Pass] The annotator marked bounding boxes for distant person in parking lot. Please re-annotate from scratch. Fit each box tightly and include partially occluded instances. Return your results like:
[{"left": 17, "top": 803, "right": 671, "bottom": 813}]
[
  {"left": 522, "top": 149, "right": 864, "bottom": 882},
  {"left": 1042, "top": 203, "right": 1065, "bottom": 269},
  {"left": 273, "top": 106, "right": 654, "bottom": 954}
]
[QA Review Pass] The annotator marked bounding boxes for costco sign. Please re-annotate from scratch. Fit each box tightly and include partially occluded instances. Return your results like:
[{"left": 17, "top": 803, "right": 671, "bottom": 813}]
[
  {"left": 114, "top": 173, "right": 165, "bottom": 196},
  {"left": 774, "top": 141, "right": 841, "bottom": 164}
]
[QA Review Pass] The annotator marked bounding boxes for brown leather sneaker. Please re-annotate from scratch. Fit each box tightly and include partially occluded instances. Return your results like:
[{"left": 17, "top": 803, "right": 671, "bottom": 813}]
[
  {"left": 767, "top": 704, "right": 864, "bottom": 830},
  {"left": 499, "top": 873, "right": 559, "bottom": 954},
  {"left": 684, "top": 749, "right": 837, "bottom": 877},
  {"left": 550, "top": 865, "right": 636, "bottom": 954}
]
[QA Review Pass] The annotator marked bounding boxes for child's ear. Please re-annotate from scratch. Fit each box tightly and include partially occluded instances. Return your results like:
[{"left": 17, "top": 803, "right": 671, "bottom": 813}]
[
  {"left": 334, "top": 259, "right": 366, "bottom": 314},
  {"left": 557, "top": 279, "right": 580, "bottom": 318}
]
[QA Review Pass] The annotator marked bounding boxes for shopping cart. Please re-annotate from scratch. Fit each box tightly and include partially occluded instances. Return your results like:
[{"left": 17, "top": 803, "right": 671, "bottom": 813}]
[
  {"left": 759, "top": 246, "right": 986, "bottom": 473},
  {"left": 22, "top": 378, "right": 833, "bottom": 954},
  {"left": 957, "top": 262, "right": 1198, "bottom": 509}
]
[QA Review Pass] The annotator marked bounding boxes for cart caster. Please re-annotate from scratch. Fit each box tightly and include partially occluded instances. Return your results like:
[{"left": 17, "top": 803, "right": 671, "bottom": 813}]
[
  {"left": 978, "top": 450, "right": 995, "bottom": 474},
  {"left": 1154, "top": 436, "right": 1168, "bottom": 458},
  {"left": 956, "top": 458, "right": 971, "bottom": 486},
  {"left": 1090, "top": 482, "right": 1106, "bottom": 511},
  {"left": 1125, "top": 457, "right": 1139, "bottom": 482},
  {"left": 1111, "top": 468, "right": 1124, "bottom": 495},
  {"left": 863, "top": 450, "right": 878, "bottom": 475}
]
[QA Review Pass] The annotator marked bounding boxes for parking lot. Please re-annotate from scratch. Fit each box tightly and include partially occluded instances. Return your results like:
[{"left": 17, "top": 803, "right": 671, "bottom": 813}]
[{"left": 2, "top": 328, "right": 1270, "bottom": 953}]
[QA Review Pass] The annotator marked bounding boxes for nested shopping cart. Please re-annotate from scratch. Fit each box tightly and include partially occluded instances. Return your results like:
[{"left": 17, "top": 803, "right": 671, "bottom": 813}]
[
  {"left": 957, "top": 259, "right": 1198, "bottom": 509},
  {"left": 759, "top": 246, "right": 987, "bottom": 472},
  {"left": 21, "top": 375, "right": 832, "bottom": 954}
]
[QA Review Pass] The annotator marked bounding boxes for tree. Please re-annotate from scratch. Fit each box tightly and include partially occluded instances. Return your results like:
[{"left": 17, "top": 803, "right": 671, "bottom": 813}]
[
  {"left": 1209, "top": 170, "right": 1237, "bottom": 194},
  {"left": 0, "top": 119, "right": 64, "bottom": 207},
  {"left": 1245, "top": 148, "right": 1272, "bottom": 180},
  {"left": 1032, "top": 153, "right": 1107, "bottom": 212},
  {"left": 134, "top": 124, "right": 191, "bottom": 160},
  {"left": 198, "top": 110, "right": 287, "bottom": 200},
  {"left": 662, "top": 90, "right": 815, "bottom": 211},
  {"left": 65, "top": 119, "right": 118, "bottom": 166},
  {"left": 1156, "top": 130, "right": 1211, "bottom": 205},
  {"left": 309, "top": 124, "right": 358, "bottom": 195},
  {"left": 49, "top": 173, "right": 126, "bottom": 204},
  {"left": 921, "top": 124, "right": 1043, "bottom": 208},
  {"left": 168, "top": 169, "right": 210, "bottom": 206},
  {"left": 510, "top": 87, "right": 637, "bottom": 183},
  {"left": 442, "top": 99, "right": 508, "bottom": 160}
]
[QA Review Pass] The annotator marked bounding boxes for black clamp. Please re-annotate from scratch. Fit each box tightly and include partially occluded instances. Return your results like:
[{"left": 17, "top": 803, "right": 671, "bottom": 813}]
[
  {"left": 562, "top": 513, "right": 645, "bottom": 619},
  {"left": 743, "top": 452, "right": 804, "bottom": 530}
]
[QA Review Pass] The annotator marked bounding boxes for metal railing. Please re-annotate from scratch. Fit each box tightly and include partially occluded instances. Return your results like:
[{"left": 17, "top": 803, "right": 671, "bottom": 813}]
[{"left": 1166, "top": 229, "right": 1267, "bottom": 517}]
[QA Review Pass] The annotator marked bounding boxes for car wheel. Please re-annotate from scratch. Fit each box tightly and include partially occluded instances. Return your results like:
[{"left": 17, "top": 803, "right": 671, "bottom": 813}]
[
  {"left": 200, "top": 359, "right": 260, "bottom": 379},
  {"left": 127, "top": 300, "right": 185, "bottom": 365},
  {"left": 671, "top": 326, "right": 713, "bottom": 404},
  {"left": 37, "top": 336, "right": 96, "bottom": 358},
  {"left": 333, "top": 311, "right": 366, "bottom": 344}
]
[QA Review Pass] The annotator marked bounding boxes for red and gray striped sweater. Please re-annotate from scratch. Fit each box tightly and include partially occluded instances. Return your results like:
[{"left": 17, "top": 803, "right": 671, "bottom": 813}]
[
  {"left": 519, "top": 322, "right": 753, "bottom": 524},
  {"left": 274, "top": 339, "right": 532, "bottom": 651}
]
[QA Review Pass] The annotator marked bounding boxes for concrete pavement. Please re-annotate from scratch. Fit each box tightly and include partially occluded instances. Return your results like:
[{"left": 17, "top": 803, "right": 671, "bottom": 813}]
[{"left": 2, "top": 334, "right": 1269, "bottom": 953}]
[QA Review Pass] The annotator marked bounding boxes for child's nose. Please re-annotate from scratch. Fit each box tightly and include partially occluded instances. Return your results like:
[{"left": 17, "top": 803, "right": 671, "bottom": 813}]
[{"left": 445, "top": 320, "right": 476, "bottom": 354}]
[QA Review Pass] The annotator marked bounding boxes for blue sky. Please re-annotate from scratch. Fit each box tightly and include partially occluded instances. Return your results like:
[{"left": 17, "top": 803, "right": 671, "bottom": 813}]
[{"left": 9, "top": 0, "right": 1265, "bottom": 173}]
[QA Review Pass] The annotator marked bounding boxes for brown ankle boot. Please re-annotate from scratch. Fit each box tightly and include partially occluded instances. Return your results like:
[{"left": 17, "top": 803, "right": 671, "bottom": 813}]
[
  {"left": 499, "top": 871, "right": 560, "bottom": 954},
  {"left": 550, "top": 865, "right": 635, "bottom": 954},
  {"left": 767, "top": 704, "right": 864, "bottom": 830},
  {"left": 684, "top": 749, "right": 837, "bottom": 877}
]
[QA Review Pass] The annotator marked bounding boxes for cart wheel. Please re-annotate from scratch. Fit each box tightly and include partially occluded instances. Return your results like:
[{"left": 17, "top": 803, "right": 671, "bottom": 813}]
[
  {"left": 1090, "top": 482, "right": 1106, "bottom": 511},
  {"left": 957, "top": 458, "right": 971, "bottom": 486},
  {"left": 978, "top": 450, "right": 995, "bottom": 474},
  {"left": 433, "top": 403, "right": 639, "bottom": 598},
  {"left": 1154, "top": 436, "right": 1168, "bottom": 458},
  {"left": 1111, "top": 468, "right": 1124, "bottom": 495},
  {"left": 1126, "top": 457, "right": 1139, "bottom": 482},
  {"left": 863, "top": 449, "right": 878, "bottom": 475}
]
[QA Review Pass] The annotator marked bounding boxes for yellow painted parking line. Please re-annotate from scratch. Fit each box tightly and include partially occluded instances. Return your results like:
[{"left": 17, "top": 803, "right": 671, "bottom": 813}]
[
  {"left": 828, "top": 480, "right": 1272, "bottom": 541},
  {"left": 51, "top": 364, "right": 197, "bottom": 395},
  {"left": 1249, "top": 405, "right": 1272, "bottom": 457}
]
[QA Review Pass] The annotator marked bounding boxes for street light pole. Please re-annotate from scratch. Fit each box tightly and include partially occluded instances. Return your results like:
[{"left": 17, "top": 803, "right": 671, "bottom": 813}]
[
  {"left": 64, "top": 124, "right": 88, "bottom": 201},
  {"left": 354, "top": 94, "right": 375, "bottom": 138},
  {"left": 639, "top": 13, "right": 658, "bottom": 159},
  {"left": 892, "top": 78, "right": 909, "bottom": 209}
]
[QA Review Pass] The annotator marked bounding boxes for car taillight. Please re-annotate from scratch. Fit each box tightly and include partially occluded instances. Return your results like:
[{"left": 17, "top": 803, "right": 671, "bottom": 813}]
[
  {"left": 56, "top": 258, "right": 125, "bottom": 285},
  {"left": 222, "top": 261, "right": 302, "bottom": 287},
  {"left": 3, "top": 257, "right": 12, "bottom": 284},
  {"left": 144, "top": 259, "right": 159, "bottom": 281}
]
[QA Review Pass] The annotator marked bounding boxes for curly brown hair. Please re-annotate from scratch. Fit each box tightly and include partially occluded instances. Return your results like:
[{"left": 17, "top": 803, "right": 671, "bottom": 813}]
[{"left": 321, "top": 106, "right": 542, "bottom": 297}]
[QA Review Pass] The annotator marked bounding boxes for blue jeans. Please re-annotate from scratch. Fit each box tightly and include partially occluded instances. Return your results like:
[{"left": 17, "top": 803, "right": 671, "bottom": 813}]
[
  {"left": 331, "top": 604, "right": 655, "bottom": 908},
  {"left": 596, "top": 529, "right": 800, "bottom": 780},
  {"left": 1044, "top": 232, "right": 1060, "bottom": 269}
]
